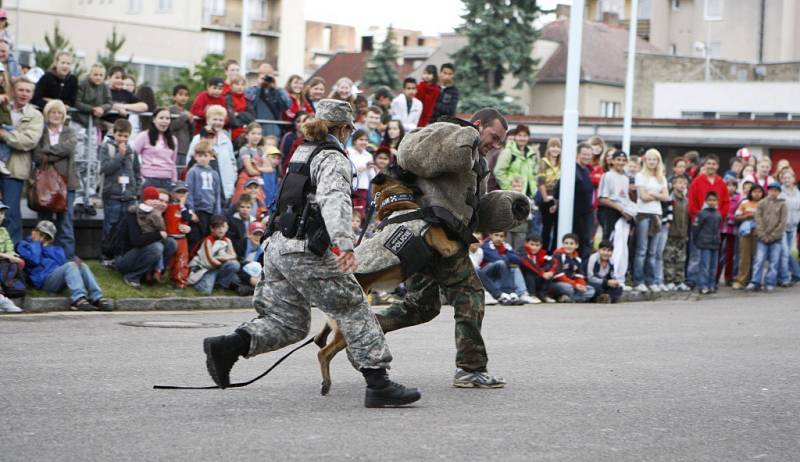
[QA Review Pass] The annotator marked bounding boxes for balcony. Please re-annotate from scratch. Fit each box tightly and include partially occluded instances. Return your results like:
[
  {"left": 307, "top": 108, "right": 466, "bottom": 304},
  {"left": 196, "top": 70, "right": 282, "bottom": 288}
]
[{"left": 202, "top": 14, "right": 281, "bottom": 36}]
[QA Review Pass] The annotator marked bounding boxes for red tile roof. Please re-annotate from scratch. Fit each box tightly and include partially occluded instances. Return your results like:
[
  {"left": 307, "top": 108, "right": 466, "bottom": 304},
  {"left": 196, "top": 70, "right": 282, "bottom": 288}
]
[
  {"left": 536, "top": 19, "right": 663, "bottom": 85},
  {"left": 310, "top": 51, "right": 417, "bottom": 91}
]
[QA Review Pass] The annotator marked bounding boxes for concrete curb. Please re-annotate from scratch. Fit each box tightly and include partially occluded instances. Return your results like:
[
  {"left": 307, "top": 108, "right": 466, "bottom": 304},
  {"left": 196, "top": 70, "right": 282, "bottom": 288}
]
[{"left": 17, "top": 296, "right": 253, "bottom": 313}]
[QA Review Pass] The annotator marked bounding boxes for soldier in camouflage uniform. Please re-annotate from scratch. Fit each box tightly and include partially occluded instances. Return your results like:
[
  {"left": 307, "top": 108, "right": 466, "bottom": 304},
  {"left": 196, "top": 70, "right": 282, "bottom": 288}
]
[
  {"left": 203, "top": 100, "right": 420, "bottom": 408},
  {"left": 379, "top": 108, "right": 513, "bottom": 388}
]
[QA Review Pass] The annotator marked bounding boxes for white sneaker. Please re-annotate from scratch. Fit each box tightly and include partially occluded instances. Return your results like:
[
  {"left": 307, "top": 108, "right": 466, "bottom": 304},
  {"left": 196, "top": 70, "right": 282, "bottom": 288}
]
[
  {"left": 622, "top": 285, "right": 633, "bottom": 292},
  {"left": 649, "top": 284, "right": 661, "bottom": 293},
  {"left": 508, "top": 293, "right": 520, "bottom": 302},
  {"left": 0, "top": 297, "right": 21, "bottom": 313},
  {"left": 676, "top": 283, "right": 691, "bottom": 292},
  {"left": 519, "top": 294, "right": 541, "bottom": 304},
  {"left": 544, "top": 296, "right": 557, "bottom": 303},
  {"left": 0, "top": 160, "right": 10, "bottom": 176},
  {"left": 666, "top": 283, "right": 676, "bottom": 291},
  {"left": 498, "top": 293, "right": 513, "bottom": 304},
  {"left": 659, "top": 284, "right": 670, "bottom": 292},
  {"left": 484, "top": 292, "right": 498, "bottom": 305},
  {"left": 634, "top": 284, "right": 650, "bottom": 292}
]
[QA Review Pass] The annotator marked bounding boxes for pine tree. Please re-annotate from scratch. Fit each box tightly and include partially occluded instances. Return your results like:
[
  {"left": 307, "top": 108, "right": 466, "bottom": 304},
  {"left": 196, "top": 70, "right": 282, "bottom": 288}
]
[
  {"left": 33, "top": 22, "right": 75, "bottom": 70},
  {"left": 451, "top": 0, "right": 542, "bottom": 113},
  {"left": 361, "top": 26, "right": 401, "bottom": 91},
  {"left": 157, "top": 53, "right": 225, "bottom": 104},
  {"left": 97, "top": 27, "right": 134, "bottom": 71}
]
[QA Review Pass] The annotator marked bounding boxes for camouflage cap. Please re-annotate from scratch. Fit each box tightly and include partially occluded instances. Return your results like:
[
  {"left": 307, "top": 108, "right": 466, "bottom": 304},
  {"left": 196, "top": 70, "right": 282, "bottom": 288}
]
[
  {"left": 35, "top": 220, "right": 57, "bottom": 240},
  {"left": 315, "top": 99, "right": 355, "bottom": 128}
]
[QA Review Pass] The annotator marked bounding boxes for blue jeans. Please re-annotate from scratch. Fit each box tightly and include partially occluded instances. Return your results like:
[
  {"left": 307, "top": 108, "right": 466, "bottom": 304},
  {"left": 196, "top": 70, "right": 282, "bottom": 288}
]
[
  {"left": 38, "top": 190, "right": 76, "bottom": 258},
  {"left": 530, "top": 209, "right": 543, "bottom": 238},
  {"left": 479, "top": 260, "right": 516, "bottom": 297},
  {"left": 779, "top": 228, "right": 800, "bottom": 283},
  {"left": 1, "top": 177, "right": 23, "bottom": 243},
  {"left": 102, "top": 198, "right": 134, "bottom": 241},
  {"left": 115, "top": 239, "right": 177, "bottom": 282},
  {"left": 651, "top": 224, "right": 669, "bottom": 285},
  {"left": 633, "top": 217, "right": 660, "bottom": 286},
  {"left": 697, "top": 248, "right": 719, "bottom": 290},
  {"left": 193, "top": 260, "right": 241, "bottom": 295},
  {"left": 41, "top": 261, "right": 103, "bottom": 303},
  {"left": 751, "top": 240, "right": 782, "bottom": 288},
  {"left": 510, "top": 267, "right": 528, "bottom": 295},
  {"left": 686, "top": 228, "right": 701, "bottom": 286},
  {"left": 550, "top": 281, "right": 596, "bottom": 302}
]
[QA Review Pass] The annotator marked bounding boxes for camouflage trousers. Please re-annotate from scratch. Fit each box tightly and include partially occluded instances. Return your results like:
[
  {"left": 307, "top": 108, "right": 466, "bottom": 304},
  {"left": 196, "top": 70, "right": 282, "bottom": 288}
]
[
  {"left": 378, "top": 250, "right": 488, "bottom": 371},
  {"left": 663, "top": 237, "right": 688, "bottom": 285},
  {"left": 238, "top": 235, "right": 392, "bottom": 370}
]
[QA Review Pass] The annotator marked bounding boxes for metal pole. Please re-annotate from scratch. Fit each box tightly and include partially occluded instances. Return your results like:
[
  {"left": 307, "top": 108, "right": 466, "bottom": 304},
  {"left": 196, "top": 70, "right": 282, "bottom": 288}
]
[
  {"left": 622, "top": 0, "right": 639, "bottom": 156},
  {"left": 240, "top": 0, "right": 250, "bottom": 75},
  {"left": 704, "top": 25, "right": 711, "bottom": 81},
  {"left": 557, "top": 0, "right": 585, "bottom": 244}
]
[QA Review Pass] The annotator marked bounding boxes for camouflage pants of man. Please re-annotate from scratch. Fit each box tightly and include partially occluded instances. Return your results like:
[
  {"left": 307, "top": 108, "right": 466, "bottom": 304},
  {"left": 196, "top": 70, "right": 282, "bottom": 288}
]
[
  {"left": 663, "top": 237, "right": 687, "bottom": 285},
  {"left": 237, "top": 235, "right": 392, "bottom": 370},
  {"left": 378, "top": 250, "right": 487, "bottom": 371}
]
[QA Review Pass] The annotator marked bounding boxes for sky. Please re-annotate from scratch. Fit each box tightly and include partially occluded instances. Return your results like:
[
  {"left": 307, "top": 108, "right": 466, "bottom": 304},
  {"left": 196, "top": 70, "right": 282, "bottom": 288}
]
[{"left": 303, "top": 0, "right": 570, "bottom": 36}]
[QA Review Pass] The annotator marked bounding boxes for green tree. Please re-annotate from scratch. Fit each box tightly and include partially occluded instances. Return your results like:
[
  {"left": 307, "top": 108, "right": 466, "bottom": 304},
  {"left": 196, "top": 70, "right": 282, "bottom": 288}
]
[
  {"left": 361, "top": 25, "right": 401, "bottom": 91},
  {"left": 157, "top": 53, "right": 226, "bottom": 104},
  {"left": 97, "top": 27, "right": 134, "bottom": 71},
  {"left": 33, "top": 22, "right": 76, "bottom": 70},
  {"left": 451, "top": 0, "right": 542, "bottom": 114}
]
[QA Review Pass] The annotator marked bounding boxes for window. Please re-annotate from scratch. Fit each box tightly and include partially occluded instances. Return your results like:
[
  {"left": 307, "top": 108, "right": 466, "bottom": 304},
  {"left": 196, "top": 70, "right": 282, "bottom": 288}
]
[
  {"left": 157, "top": 0, "right": 172, "bottom": 12},
  {"left": 247, "top": 36, "right": 267, "bottom": 60},
  {"left": 704, "top": 0, "right": 723, "bottom": 21},
  {"left": 250, "top": 0, "right": 266, "bottom": 20},
  {"left": 128, "top": 0, "right": 142, "bottom": 13},
  {"left": 322, "top": 26, "right": 332, "bottom": 51},
  {"left": 127, "top": 62, "right": 186, "bottom": 91},
  {"left": 600, "top": 101, "right": 621, "bottom": 118},
  {"left": 204, "top": 0, "right": 225, "bottom": 16},
  {"left": 206, "top": 31, "right": 225, "bottom": 55}
]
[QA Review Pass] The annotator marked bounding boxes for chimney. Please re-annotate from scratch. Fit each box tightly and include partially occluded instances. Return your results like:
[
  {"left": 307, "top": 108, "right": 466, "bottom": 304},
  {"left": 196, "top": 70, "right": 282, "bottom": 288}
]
[
  {"left": 602, "top": 12, "right": 620, "bottom": 26},
  {"left": 556, "top": 4, "right": 571, "bottom": 19}
]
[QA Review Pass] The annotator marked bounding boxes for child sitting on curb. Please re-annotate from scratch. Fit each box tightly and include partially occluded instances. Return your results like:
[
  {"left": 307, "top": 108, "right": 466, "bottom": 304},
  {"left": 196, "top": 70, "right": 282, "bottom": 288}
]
[
  {"left": 16, "top": 221, "right": 112, "bottom": 311},
  {"left": 519, "top": 234, "right": 555, "bottom": 303},
  {"left": 550, "top": 233, "right": 595, "bottom": 303},
  {"left": 188, "top": 214, "right": 242, "bottom": 295},
  {"left": 587, "top": 240, "right": 623, "bottom": 303},
  {"left": 0, "top": 201, "right": 23, "bottom": 312}
]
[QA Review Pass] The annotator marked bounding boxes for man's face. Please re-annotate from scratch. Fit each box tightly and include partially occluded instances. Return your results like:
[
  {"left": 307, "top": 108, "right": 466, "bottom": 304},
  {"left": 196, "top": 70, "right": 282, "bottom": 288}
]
[
  {"left": 598, "top": 247, "right": 613, "bottom": 260},
  {"left": 439, "top": 67, "right": 454, "bottom": 85},
  {"left": 562, "top": 238, "right": 577, "bottom": 253},
  {"left": 489, "top": 232, "right": 505, "bottom": 245},
  {"left": 89, "top": 67, "right": 106, "bottom": 85},
  {"left": 174, "top": 89, "right": 189, "bottom": 107},
  {"left": 403, "top": 83, "right": 417, "bottom": 99},
  {"left": 578, "top": 147, "right": 593, "bottom": 166},
  {"left": 258, "top": 63, "right": 274, "bottom": 79},
  {"left": 207, "top": 85, "right": 224, "bottom": 98},
  {"left": 365, "top": 111, "right": 381, "bottom": 130},
  {"left": 108, "top": 72, "right": 125, "bottom": 90},
  {"left": 704, "top": 159, "right": 719, "bottom": 176},
  {"left": 13, "top": 82, "right": 34, "bottom": 106},
  {"left": 376, "top": 95, "right": 390, "bottom": 108},
  {"left": 477, "top": 119, "right": 506, "bottom": 155}
]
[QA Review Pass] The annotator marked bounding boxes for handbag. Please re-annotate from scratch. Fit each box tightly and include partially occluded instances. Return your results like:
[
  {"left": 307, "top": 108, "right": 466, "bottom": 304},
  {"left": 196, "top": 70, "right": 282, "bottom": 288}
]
[{"left": 27, "top": 157, "right": 68, "bottom": 213}]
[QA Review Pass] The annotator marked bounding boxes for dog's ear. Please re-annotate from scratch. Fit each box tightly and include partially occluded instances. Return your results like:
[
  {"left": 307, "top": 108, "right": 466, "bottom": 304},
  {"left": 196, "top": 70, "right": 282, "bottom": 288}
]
[
  {"left": 372, "top": 172, "right": 388, "bottom": 186},
  {"left": 388, "top": 163, "right": 416, "bottom": 183}
]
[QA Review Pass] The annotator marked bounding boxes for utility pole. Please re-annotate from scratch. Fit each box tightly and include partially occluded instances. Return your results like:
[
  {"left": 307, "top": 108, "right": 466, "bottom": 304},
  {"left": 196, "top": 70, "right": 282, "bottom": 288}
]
[
  {"left": 557, "top": 0, "right": 585, "bottom": 243},
  {"left": 622, "top": 0, "right": 639, "bottom": 156}
]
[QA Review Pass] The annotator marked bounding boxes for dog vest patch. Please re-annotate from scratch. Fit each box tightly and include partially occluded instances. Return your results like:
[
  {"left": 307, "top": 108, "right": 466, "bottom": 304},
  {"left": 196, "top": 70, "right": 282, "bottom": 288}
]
[{"left": 383, "top": 226, "right": 414, "bottom": 255}]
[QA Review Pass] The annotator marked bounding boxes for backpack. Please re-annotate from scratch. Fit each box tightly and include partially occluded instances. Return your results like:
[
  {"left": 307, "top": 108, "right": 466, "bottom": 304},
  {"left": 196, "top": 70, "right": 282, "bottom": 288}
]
[
  {"left": 0, "top": 261, "right": 27, "bottom": 299},
  {"left": 101, "top": 217, "right": 128, "bottom": 259}
]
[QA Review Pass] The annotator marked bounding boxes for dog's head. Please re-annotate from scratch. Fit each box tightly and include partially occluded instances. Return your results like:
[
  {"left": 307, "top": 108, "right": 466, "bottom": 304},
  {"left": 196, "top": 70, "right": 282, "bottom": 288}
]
[{"left": 371, "top": 164, "right": 422, "bottom": 221}]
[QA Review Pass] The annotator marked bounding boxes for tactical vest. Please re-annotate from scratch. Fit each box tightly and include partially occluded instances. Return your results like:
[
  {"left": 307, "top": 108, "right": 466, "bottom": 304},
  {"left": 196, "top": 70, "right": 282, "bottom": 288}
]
[{"left": 266, "top": 141, "right": 345, "bottom": 256}]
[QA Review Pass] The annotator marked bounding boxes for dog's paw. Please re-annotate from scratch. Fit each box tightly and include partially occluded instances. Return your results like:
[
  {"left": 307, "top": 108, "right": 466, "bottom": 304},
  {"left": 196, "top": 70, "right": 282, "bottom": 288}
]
[{"left": 321, "top": 381, "right": 331, "bottom": 396}]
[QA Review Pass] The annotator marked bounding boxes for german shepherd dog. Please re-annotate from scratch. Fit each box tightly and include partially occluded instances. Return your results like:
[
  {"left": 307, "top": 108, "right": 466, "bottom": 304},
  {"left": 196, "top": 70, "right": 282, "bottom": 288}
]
[{"left": 314, "top": 165, "right": 461, "bottom": 395}]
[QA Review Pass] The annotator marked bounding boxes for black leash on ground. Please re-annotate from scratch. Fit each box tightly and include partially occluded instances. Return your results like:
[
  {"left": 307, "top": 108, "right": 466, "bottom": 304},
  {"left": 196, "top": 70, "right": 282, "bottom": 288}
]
[{"left": 153, "top": 337, "right": 315, "bottom": 390}]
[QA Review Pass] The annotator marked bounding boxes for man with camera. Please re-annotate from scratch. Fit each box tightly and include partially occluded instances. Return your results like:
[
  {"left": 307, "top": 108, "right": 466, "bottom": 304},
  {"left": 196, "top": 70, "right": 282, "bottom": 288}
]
[{"left": 245, "top": 63, "right": 290, "bottom": 138}]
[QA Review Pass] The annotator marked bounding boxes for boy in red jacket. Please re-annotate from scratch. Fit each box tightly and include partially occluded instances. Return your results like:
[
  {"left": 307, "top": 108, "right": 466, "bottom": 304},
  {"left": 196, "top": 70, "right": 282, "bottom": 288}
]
[
  {"left": 165, "top": 181, "right": 193, "bottom": 289},
  {"left": 549, "top": 233, "right": 596, "bottom": 302},
  {"left": 190, "top": 77, "right": 227, "bottom": 134},
  {"left": 520, "top": 234, "right": 556, "bottom": 302}
]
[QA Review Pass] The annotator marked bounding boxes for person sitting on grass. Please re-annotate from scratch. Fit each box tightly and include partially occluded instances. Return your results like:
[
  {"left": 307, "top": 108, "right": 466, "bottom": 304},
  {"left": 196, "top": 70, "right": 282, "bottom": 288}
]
[
  {"left": 587, "top": 240, "right": 623, "bottom": 303},
  {"left": 16, "top": 220, "right": 112, "bottom": 311},
  {"left": 187, "top": 214, "right": 242, "bottom": 295},
  {"left": 234, "top": 221, "right": 266, "bottom": 295},
  {"left": 549, "top": 233, "right": 595, "bottom": 303}
]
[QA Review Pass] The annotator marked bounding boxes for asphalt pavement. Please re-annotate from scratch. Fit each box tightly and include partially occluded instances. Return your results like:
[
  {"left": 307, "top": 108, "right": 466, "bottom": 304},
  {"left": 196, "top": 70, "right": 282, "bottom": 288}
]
[{"left": 2, "top": 289, "right": 799, "bottom": 461}]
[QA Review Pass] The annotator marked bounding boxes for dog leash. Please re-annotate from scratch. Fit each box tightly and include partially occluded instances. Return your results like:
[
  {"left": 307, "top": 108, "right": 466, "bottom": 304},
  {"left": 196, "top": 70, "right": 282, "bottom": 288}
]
[
  {"left": 153, "top": 337, "right": 315, "bottom": 390},
  {"left": 356, "top": 200, "right": 376, "bottom": 246}
]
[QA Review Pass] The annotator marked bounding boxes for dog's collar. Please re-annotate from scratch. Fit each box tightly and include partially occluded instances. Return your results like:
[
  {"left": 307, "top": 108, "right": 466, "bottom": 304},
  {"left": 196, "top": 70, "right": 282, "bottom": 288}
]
[{"left": 379, "top": 193, "right": 416, "bottom": 208}]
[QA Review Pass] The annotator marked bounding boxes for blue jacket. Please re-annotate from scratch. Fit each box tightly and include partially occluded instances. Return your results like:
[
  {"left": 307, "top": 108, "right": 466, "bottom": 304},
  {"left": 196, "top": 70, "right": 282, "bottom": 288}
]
[
  {"left": 481, "top": 240, "right": 523, "bottom": 267},
  {"left": 555, "top": 162, "right": 595, "bottom": 216},
  {"left": 186, "top": 164, "right": 222, "bottom": 215},
  {"left": 16, "top": 238, "right": 67, "bottom": 289},
  {"left": 693, "top": 206, "right": 722, "bottom": 250}
]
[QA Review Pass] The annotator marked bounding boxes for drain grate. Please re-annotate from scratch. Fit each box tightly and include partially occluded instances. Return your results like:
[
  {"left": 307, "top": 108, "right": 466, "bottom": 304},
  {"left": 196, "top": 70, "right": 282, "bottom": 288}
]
[{"left": 119, "top": 321, "right": 226, "bottom": 329}]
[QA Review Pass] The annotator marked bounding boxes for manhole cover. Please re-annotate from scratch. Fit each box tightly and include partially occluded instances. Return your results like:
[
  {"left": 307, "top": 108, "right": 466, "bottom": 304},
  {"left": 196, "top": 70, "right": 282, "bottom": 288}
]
[{"left": 119, "top": 321, "right": 226, "bottom": 329}]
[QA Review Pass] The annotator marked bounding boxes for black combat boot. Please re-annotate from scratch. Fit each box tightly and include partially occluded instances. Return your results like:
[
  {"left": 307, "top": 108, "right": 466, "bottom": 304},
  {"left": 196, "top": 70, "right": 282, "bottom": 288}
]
[
  {"left": 203, "top": 330, "right": 250, "bottom": 388},
  {"left": 362, "top": 368, "right": 421, "bottom": 408}
]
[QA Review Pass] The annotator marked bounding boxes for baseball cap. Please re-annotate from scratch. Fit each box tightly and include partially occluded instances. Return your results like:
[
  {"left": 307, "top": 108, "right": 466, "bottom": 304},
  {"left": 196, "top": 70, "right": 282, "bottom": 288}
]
[
  {"left": 142, "top": 186, "right": 160, "bottom": 202},
  {"left": 208, "top": 77, "right": 225, "bottom": 87},
  {"left": 265, "top": 146, "right": 281, "bottom": 157},
  {"left": 170, "top": 181, "right": 189, "bottom": 193},
  {"left": 315, "top": 99, "right": 356, "bottom": 129},
  {"left": 209, "top": 214, "right": 228, "bottom": 227},
  {"left": 0, "top": 200, "right": 8, "bottom": 211},
  {"left": 737, "top": 147, "right": 752, "bottom": 160},
  {"left": 611, "top": 150, "right": 628, "bottom": 160},
  {"left": 36, "top": 220, "right": 57, "bottom": 240},
  {"left": 244, "top": 178, "right": 262, "bottom": 188},
  {"left": 0, "top": 9, "right": 8, "bottom": 19},
  {"left": 248, "top": 222, "right": 266, "bottom": 235},
  {"left": 767, "top": 181, "right": 782, "bottom": 191}
]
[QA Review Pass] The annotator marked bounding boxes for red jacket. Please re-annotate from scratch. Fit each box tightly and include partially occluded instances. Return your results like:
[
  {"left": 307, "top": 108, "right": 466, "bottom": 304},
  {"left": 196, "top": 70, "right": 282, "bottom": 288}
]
[
  {"left": 688, "top": 173, "right": 730, "bottom": 220},
  {"left": 551, "top": 246, "right": 586, "bottom": 287},
  {"left": 228, "top": 91, "right": 249, "bottom": 142},
  {"left": 416, "top": 81, "right": 441, "bottom": 127},
  {"left": 520, "top": 244, "right": 553, "bottom": 277},
  {"left": 165, "top": 203, "right": 189, "bottom": 238},
  {"left": 283, "top": 94, "right": 314, "bottom": 122},
  {"left": 190, "top": 91, "right": 227, "bottom": 134}
]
